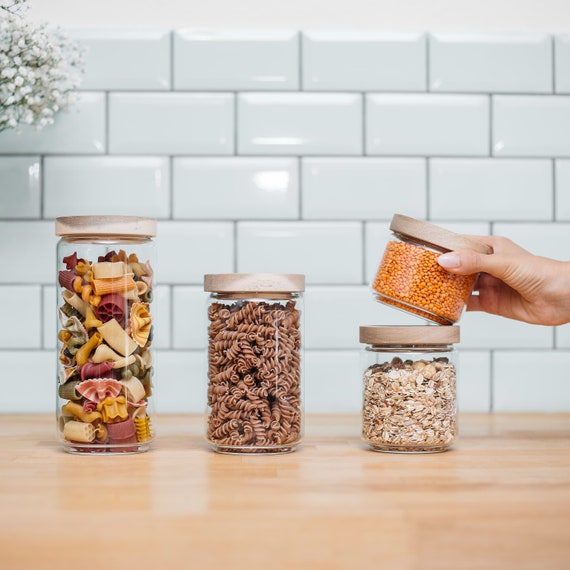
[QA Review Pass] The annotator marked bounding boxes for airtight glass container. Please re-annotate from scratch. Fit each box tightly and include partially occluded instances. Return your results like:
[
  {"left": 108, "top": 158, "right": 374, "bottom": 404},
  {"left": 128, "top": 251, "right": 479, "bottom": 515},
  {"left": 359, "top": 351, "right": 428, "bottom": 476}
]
[
  {"left": 372, "top": 214, "right": 492, "bottom": 324},
  {"left": 55, "top": 216, "right": 156, "bottom": 454},
  {"left": 360, "top": 325, "right": 459, "bottom": 453},
  {"left": 204, "top": 273, "right": 305, "bottom": 454}
]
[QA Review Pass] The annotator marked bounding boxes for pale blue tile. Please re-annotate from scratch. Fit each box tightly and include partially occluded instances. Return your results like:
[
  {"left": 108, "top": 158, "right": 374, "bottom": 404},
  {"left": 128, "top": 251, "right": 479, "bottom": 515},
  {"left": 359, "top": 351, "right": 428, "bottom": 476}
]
[
  {"left": 44, "top": 156, "right": 170, "bottom": 218},
  {"left": 0, "top": 285, "right": 41, "bottom": 348},
  {"left": 305, "top": 285, "right": 418, "bottom": 350},
  {"left": 0, "top": 156, "right": 41, "bottom": 218},
  {"left": 303, "top": 31, "right": 425, "bottom": 91},
  {"left": 237, "top": 221, "right": 362, "bottom": 284},
  {"left": 555, "top": 160, "right": 570, "bottom": 220},
  {"left": 174, "top": 30, "right": 299, "bottom": 90},
  {"left": 302, "top": 158, "right": 426, "bottom": 220},
  {"left": 1, "top": 351, "right": 56, "bottom": 412},
  {"left": 109, "top": 93, "right": 234, "bottom": 155},
  {"left": 461, "top": 311, "right": 553, "bottom": 349},
  {"left": 305, "top": 350, "right": 361, "bottom": 413},
  {"left": 156, "top": 221, "right": 234, "bottom": 284},
  {"left": 555, "top": 35, "right": 570, "bottom": 93},
  {"left": 430, "top": 32, "right": 552, "bottom": 93},
  {"left": 173, "top": 157, "right": 299, "bottom": 219},
  {"left": 494, "top": 351, "right": 570, "bottom": 411},
  {"left": 71, "top": 29, "right": 170, "bottom": 90},
  {"left": 493, "top": 222, "right": 570, "bottom": 260},
  {"left": 238, "top": 93, "right": 362, "bottom": 155},
  {"left": 366, "top": 94, "right": 489, "bottom": 156},
  {"left": 457, "top": 351, "right": 491, "bottom": 412},
  {"left": 0, "top": 93, "right": 105, "bottom": 154},
  {"left": 430, "top": 158, "right": 552, "bottom": 220},
  {"left": 493, "top": 96, "right": 570, "bottom": 157},
  {"left": 0, "top": 221, "right": 55, "bottom": 284},
  {"left": 172, "top": 286, "right": 208, "bottom": 349},
  {"left": 154, "top": 350, "right": 207, "bottom": 413}
]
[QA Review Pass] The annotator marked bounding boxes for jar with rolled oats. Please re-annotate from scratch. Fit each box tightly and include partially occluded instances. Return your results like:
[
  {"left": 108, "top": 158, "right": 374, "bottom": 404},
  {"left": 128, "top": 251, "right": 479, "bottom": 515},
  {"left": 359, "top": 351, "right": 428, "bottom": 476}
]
[{"left": 360, "top": 325, "right": 459, "bottom": 453}]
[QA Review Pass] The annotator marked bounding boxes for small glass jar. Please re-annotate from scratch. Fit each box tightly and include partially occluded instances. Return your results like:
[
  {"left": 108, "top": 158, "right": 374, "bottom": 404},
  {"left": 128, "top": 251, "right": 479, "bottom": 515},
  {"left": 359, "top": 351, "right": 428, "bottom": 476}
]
[
  {"left": 372, "top": 214, "right": 492, "bottom": 324},
  {"left": 360, "top": 325, "right": 459, "bottom": 453},
  {"left": 55, "top": 216, "right": 156, "bottom": 454},
  {"left": 204, "top": 273, "right": 305, "bottom": 454}
]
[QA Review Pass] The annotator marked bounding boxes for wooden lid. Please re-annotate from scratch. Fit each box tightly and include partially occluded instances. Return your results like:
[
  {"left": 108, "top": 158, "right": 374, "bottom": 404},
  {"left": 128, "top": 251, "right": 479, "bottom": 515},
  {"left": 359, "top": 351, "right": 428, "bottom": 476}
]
[
  {"left": 55, "top": 216, "right": 156, "bottom": 237},
  {"left": 204, "top": 273, "right": 305, "bottom": 293},
  {"left": 390, "top": 214, "right": 492, "bottom": 254},
  {"left": 360, "top": 325, "right": 460, "bottom": 345}
]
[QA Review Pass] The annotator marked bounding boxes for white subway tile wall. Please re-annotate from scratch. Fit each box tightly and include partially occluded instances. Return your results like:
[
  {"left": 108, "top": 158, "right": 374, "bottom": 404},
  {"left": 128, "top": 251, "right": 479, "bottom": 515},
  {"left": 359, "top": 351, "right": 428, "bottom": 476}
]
[{"left": 1, "top": 30, "right": 568, "bottom": 414}]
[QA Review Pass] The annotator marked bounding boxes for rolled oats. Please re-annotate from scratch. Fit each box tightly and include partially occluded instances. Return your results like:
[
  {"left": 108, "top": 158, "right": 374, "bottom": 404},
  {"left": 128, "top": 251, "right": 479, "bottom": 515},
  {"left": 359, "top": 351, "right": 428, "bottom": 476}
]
[{"left": 362, "top": 356, "right": 457, "bottom": 452}]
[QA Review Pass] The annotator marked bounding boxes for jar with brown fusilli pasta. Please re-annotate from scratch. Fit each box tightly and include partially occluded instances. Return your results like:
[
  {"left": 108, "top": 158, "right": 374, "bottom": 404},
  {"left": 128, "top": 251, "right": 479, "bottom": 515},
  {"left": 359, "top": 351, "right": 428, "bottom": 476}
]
[
  {"left": 360, "top": 325, "right": 459, "bottom": 453},
  {"left": 204, "top": 273, "right": 305, "bottom": 454}
]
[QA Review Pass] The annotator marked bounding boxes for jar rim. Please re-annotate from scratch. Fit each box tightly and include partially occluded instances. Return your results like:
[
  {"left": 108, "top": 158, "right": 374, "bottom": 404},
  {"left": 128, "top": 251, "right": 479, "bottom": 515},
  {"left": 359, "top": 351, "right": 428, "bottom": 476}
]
[
  {"left": 204, "top": 273, "right": 305, "bottom": 293},
  {"left": 359, "top": 325, "right": 460, "bottom": 345},
  {"left": 55, "top": 216, "right": 156, "bottom": 238},
  {"left": 390, "top": 214, "right": 492, "bottom": 254}
]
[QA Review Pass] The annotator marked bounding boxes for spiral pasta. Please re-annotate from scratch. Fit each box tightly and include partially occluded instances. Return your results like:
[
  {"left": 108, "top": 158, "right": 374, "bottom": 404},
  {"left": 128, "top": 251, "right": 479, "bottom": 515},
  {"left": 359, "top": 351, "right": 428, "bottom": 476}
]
[{"left": 207, "top": 299, "right": 302, "bottom": 452}]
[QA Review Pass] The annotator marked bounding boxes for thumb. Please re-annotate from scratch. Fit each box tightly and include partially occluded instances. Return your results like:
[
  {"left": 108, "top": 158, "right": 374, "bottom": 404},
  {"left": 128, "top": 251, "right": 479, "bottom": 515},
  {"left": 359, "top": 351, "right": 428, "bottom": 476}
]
[{"left": 437, "top": 249, "right": 521, "bottom": 282}]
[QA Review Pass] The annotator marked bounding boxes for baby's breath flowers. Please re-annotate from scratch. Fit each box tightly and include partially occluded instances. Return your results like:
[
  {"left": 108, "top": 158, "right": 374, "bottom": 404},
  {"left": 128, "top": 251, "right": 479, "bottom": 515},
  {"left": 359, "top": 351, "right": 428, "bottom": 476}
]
[{"left": 0, "top": 0, "right": 83, "bottom": 133}]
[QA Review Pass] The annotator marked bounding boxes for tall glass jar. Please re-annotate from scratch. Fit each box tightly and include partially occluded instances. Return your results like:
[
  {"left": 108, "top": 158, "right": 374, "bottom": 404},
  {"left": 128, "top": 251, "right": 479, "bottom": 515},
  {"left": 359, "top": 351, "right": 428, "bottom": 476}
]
[
  {"left": 55, "top": 216, "right": 156, "bottom": 454},
  {"left": 360, "top": 325, "right": 459, "bottom": 453},
  {"left": 204, "top": 273, "right": 305, "bottom": 454},
  {"left": 371, "top": 214, "right": 492, "bottom": 324}
]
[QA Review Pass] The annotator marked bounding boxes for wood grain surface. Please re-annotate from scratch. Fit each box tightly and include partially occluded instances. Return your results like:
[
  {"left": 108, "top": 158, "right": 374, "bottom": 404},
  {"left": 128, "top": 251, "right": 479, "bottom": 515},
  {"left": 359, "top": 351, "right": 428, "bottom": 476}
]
[{"left": 1, "top": 414, "right": 569, "bottom": 570}]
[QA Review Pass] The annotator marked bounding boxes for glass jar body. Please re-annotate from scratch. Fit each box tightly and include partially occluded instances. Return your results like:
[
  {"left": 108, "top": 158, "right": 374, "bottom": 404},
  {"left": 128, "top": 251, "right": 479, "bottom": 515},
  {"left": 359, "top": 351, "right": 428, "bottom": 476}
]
[
  {"left": 361, "top": 345, "right": 457, "bottom": 453},
  {"left": 206, "top": 292, "right": 304, "bottom": 454},
  {"left": 371, "top": 236, "right": 477, "bottom": 324},
  {"left": 56, "top": 235, "right": 155, "bottom": 454}
]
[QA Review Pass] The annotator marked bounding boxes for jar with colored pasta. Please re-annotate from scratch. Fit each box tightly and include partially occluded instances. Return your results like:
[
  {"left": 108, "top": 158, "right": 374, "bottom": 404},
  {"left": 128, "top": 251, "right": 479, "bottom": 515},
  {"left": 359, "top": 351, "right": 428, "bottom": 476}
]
[
  {"left": 55, "top": 216, "right": 156, "bottom": 454},
  {"left": 372, "top": 214, "right": 492, "bottom": 324},
  {"left": 360, "top": 325, "right": 459, "bottom": 453},
  {"left": 204, "top": 273, "right": 305, "bottom": 454}
]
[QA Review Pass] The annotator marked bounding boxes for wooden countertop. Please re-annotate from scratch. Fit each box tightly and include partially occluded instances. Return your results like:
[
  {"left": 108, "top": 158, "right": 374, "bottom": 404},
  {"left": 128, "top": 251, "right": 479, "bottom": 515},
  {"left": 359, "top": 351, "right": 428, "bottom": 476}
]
[{"left": 1, "top": 414, "right": 569, "bottom": 570}]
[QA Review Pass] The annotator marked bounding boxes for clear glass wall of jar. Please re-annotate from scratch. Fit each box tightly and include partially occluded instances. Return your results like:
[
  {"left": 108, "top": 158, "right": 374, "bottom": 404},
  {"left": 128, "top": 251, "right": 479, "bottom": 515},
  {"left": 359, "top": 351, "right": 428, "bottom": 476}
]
[
  {"left": 55, "top": 216, "right": 156, "bottom": 454},
  {"left": 360, "top": 325, "right": 459, "bottom": 453},
  {"left": 371, "top": 214, "right": 492, "bottom": 324},
  {"left": 204, "top": 273, "right": 305, "bottom": 454}
]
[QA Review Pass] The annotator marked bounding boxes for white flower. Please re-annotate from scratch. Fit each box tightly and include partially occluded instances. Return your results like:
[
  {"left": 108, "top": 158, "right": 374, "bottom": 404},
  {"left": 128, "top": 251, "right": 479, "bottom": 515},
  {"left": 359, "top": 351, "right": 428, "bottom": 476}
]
[{"left": 0, "top": 0, "right": 84, "bottom": 133}]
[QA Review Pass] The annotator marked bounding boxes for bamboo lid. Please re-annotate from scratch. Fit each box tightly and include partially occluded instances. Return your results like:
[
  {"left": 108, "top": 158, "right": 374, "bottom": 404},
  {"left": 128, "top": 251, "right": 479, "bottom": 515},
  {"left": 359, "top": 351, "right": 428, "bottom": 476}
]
[
  {"left": 360, "top": 325, "right": 460, "bottom": 346},
  {"left": 204, "top": 273, "right": 305, "bottom": 293},
  {"left": 390, "top": 214, "right": 492, "bottom": 254},
  {"left": 55, "top": 216, "right": 156, "bottom": 237}
]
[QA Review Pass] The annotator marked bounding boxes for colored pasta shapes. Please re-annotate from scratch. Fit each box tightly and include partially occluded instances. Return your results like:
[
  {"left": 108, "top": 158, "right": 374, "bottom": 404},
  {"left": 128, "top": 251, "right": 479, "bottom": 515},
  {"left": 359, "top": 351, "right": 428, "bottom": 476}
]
[
  {"left": 207, "top": 300, "right": 302, "bottom": 453},
  {"left": 57, "top": 249, "right": 154, "bottom": 454}
]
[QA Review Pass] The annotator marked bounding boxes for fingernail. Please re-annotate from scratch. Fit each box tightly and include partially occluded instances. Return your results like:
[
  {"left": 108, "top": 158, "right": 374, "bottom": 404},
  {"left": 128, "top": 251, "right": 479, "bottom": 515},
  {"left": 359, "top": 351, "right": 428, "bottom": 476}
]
[{"left": 438, "top": 253, "right": 461, "bottom": 268}]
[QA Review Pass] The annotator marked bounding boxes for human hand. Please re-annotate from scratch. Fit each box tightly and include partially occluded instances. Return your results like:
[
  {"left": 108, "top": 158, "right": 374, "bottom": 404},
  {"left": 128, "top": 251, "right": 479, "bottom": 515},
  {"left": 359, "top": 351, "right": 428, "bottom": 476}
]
[{"left": 437, "top": 236, "right": 570, "bottom": 326}]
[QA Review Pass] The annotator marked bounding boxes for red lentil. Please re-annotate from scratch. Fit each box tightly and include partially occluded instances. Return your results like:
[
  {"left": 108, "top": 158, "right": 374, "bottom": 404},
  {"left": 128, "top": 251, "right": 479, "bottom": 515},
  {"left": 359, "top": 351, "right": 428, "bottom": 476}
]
[{"left": 372, "top": 240, "right": 477, "bottom": 324}]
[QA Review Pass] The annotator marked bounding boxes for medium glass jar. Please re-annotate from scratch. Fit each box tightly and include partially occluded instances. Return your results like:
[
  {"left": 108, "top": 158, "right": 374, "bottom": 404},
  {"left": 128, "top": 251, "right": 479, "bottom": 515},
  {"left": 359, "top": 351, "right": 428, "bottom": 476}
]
[
  {"left": 204, "top": 273, "right": 305, "bottom": 454},
  {"left": 55, "top": 216, "right": 156, "bottom": 454},
  {"left": 372, "top": 214, "right": 492, "bottom": 324},
  {"left": 360, "top": 325, "right": 459, "bottom": 453}
]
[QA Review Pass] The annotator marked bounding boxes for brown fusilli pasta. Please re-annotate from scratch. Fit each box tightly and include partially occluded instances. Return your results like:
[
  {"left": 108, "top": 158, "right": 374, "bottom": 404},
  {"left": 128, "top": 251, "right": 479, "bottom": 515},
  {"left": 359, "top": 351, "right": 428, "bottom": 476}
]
[{"left": 207, "top": 299, "right": 302, "bottom": 452}]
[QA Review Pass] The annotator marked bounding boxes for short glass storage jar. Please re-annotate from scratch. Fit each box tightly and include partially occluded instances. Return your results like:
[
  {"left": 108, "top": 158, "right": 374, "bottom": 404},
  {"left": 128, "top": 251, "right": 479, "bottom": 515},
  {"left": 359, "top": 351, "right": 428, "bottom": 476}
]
[
  {"left": 204, "top": 273, "right": 305, "bottom": 454},
  {"left": 55, "top": 216, "right": 156, "bottom": 454},
  {"left": 371, "top": 214, "right": 492, "bottom": 324},
  {"left": 360, "top": 325, "right": 459, "bottom": 453}
]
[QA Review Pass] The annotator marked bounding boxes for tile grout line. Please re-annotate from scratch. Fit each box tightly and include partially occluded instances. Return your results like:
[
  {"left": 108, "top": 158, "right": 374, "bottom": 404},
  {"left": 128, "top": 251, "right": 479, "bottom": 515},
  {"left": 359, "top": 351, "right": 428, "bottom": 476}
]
[
  {"left": 425, "top": 158, "right": 430, "bottom": 220},
  {"left": 489, "top": 349, "right": 494, "bottom": 413},
  {"left": 552, "top": 158, "right": 557, "bottom": 222},
  {"left": 489, "top": 94, "right": 493, "bottom": 157}
]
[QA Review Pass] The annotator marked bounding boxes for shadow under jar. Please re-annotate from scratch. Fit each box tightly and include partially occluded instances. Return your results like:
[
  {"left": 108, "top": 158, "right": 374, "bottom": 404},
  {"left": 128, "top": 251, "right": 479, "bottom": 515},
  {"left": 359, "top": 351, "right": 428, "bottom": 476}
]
[
  {"left": 360, "top": 325, "right": 459, "bottom": 453},
  {"left": 204, "top": 273, "right": 305, "bottom": 454},
  {"left": 55, "top": 216, "right": 156, "bottom": 454}
]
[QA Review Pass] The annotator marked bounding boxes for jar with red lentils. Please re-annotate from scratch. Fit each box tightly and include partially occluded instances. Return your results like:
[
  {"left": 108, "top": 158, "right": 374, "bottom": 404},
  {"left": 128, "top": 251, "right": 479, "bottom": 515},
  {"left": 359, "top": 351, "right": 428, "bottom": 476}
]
[{"left": 372, "top": 214, "right": 492, "bottom": 325}]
